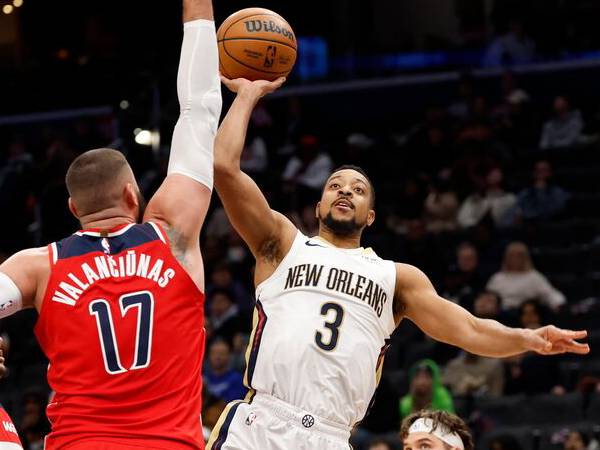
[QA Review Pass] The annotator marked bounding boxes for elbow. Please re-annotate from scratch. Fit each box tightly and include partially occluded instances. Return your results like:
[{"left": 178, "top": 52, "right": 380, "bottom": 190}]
[
  {"left": 214, "top": 156, "right": 237, "bottom": 177},
  {"left": 214, "top": 158, "right": 242, "bottom": 189}
]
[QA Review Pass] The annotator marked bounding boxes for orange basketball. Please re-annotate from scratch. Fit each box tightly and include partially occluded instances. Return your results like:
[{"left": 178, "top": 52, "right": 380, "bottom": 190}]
[{"left": 217, "top": 8, "right": 297, "bottom": 81}]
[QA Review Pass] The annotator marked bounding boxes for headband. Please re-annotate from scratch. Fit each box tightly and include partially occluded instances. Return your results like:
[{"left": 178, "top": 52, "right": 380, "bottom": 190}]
[{"left": 408, "top": 418, "right": 465, "bottom": 450}]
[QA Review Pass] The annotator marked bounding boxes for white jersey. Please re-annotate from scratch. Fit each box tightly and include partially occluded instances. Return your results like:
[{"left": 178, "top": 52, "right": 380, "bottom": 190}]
[{"left": 244, "top": 231, "right": 397, "bottom": 427}]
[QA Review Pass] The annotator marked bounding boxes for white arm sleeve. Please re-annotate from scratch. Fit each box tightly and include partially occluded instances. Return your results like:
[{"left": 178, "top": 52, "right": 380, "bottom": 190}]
[
  {"left": 0, "top": 272, "right": 22, "bottom": 319},
  {"left": 168, "top": 19, "right": 222, "bottom": 190}
]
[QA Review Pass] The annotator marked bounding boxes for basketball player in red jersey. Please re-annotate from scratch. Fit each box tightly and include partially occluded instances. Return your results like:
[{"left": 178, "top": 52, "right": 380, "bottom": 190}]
[
  {"left": 0, "top": 0, "right": 220, "bottom": 448},
  {"left": 0, "top": 338, "right": 24, "bottom": 450}
]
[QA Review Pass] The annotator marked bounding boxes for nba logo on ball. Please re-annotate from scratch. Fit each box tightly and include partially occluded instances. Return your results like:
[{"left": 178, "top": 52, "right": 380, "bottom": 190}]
[
  {"left": 217, "top": 8, "right": 297, "bottom": 81},
  {"left": 264, "top": 46, "right": 276, "bottom": 68}
]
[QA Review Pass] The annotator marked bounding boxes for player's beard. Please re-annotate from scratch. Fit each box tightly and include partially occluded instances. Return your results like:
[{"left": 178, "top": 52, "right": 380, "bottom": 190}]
[
  {"left": 136, "top": 190, "right": 147, "bottom": 223},
  {"left": 320, "top": 210, "right": 362, "bottom": 237}
]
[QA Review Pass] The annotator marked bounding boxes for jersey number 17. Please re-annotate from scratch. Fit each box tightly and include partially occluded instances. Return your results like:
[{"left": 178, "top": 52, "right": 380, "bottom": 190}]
[{"left": 89, "top": 291, "right": 154, "bottom": 375}]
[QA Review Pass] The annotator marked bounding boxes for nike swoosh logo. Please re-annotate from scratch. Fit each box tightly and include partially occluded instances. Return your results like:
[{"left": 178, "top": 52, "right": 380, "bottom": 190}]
[{"left": 305, "top": 241, "right": 326, "bottom": 248}]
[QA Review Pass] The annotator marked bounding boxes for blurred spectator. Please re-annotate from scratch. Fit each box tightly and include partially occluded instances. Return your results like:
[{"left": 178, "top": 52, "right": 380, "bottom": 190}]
[
  {"left": 206, "top": 262, "right": 253, "bottom": 312},
  {"left": 486, "top": 242, "right": 565, "bottom": 310},
  {"left": 493, "top": 72, "right": 537, "bottom": 148},
  {"left": 423, "top": 175, "right": 459, "bottom": 233},
  {"left": 282, "top": 134, "right": 333, "bottom": 208},
  {"left": 489, "top": 435, "right": 524, "bottom": 450},
  {"left": 36, "top": 138, "right": 79, "bottom": 243},
  {"left": 205, "top": 207, "right": 234, "bottom": 241},
  {"left": 539, "top": 96, "right": 584, "bottom": 149},
  {"left": 201, "top": 386, "right": 227, "bottom": 442},
  {"left": 513, "top": 160, "right": 570, "bottom": 221},
  {"left": 443, "top": 351, "right": 504, "bottom": 397},
  {"left": 403, "top": 107, "right": 454, "bottom": 172},
  {"left": 473, "top": 290, "right": 502, "bottom": 321},
  {"left": 230, "top": 332, "right": 250, "bottom": 373},
  {"left": 399, "top": 359, "right": 454, "bottom": 419},
  {"left": 503, "top": 299, "right": 562, "bottom": 395},
  {"left": 564, "top": 430, "right": 599, "bottom": 450},
  {"left": 457, "top": 167, "right": 516, "bottom": 229},
  {"left": 519, "top": 299, "right": 547, "bottom": 330},
  {"left": 387, "top": 177, "right": 428, "bottom": 234},
  {"left": 203, "top": 339, "right": 247, "bottom": 403},
  {"left": 441, "top": 243, "right": 487, "bottom": 309},
  {"left": 19, "top": 389, "right": 51, "bottom": 450},
  {"left": 457, "top": 96, "right": 494, "bottom": 143},
  {"left": 0, "top": 136, "right": 34, "bottom": 252},
  {"left": 208, "top": 288, "right": 248, "bottom": 346},
  {"left": 483, "top": 18, "right": 536, "bottom": 68},
  {"left": 368, "top": 438, "right": 395, "bottom": 450},
  {"left": 344, "top": 133, "right": 376, "bottom": 173},
  {"left": 240, "top": 124, "right": 268, "bottom": 176},
  {"left": 288, "top": 204, "right": 319, "bottom": 237},
  {"left": 448, "top": 74, "right": 476, "bottom": 120}
]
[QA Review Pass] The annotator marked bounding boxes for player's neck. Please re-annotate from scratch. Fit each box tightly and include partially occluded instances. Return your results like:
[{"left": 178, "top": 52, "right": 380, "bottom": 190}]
[
  {"left": 317, "top": 228, "right": 361, "bottom": 249},
  {"left": 79, "top": 208, "right": 137, "bottom": 231}
]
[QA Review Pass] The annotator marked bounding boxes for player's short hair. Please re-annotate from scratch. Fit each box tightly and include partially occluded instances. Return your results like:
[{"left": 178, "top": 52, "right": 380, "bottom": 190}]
[
  {"left": 400, "top": 410, "right": 474, "bottom": 450},
  {"left": 66, "top": 148, "right": 131, "bottom": 215},
  {"left": 328, "top": 164, "right": 376, "bottom": 207}
]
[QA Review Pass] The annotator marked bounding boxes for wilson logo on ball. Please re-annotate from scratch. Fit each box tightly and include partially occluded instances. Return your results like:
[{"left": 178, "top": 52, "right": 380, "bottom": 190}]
[{"left": 244, "top": 20, "right": 295, "bottom": 42}]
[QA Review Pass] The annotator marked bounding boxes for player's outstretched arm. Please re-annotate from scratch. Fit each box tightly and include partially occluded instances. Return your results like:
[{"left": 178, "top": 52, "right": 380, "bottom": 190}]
[
  {"left": 143, "top": 0, "right": 221, "bottom": 280},
  {"left": 215, "top": 77, "right": 297, "bottom": 261},
  {"left": 0, "top": 248, "right": 47, "bottom": 315},
  {"left": 395, "top": 263, "right": 590, "bottom": 358}
]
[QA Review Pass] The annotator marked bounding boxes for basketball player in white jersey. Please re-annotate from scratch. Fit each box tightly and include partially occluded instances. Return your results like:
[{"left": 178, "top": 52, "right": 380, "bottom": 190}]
[{"left": 207, "top": 77, "right": 589, "bottom": 450}]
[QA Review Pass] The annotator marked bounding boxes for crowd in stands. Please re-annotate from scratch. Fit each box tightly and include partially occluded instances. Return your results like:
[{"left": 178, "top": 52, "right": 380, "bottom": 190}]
[{"left": 1, "top": 68, "right": 600, "bottom": 450}]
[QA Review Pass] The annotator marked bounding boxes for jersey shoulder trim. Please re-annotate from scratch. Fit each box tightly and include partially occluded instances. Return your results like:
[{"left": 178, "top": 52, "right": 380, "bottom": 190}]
[{"left": 55, "top": 223, "right": 164, "bottom": 260}]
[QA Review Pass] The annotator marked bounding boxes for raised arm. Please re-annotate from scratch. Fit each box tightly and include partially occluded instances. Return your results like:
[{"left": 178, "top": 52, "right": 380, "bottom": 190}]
[
  {"left": 214, "top": 78, "right": 296, "bottom": 264},
  {"left": 143, "top": 0, "right": 221, "bottom": 282},
  {"left": 395, "top": 263, "right": 589, "bottom": 358}
]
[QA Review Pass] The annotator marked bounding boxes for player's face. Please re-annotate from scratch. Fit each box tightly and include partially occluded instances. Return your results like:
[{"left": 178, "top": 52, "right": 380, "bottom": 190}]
[
  {"left": 404, "top": 433, "right": 449, "bottom": 450},
  {"left": 316, "top": 169, "right": 375, "bottom": 236}
]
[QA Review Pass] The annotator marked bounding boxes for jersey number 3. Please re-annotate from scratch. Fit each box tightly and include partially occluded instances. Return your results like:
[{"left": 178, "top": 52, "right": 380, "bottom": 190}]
[
  {"left": 315, "top": 302, "right": 344, "bottom": 351},
  {"left": 89, "top": 291, "right": 155, "bottom": 375}
]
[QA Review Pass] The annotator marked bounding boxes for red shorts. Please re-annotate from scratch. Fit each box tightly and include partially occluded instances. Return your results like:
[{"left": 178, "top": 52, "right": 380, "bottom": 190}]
[{"left": 0, "top": 408, "right": 23, "bottom": 449}]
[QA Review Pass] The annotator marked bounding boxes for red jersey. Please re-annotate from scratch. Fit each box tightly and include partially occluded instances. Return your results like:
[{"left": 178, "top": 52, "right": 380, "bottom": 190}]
[
  {"left": 35, "top": 223, "right": 206, "bottom": 450},
  {"left": 0, "top": 406, "right": 23, "bottom": 449}
]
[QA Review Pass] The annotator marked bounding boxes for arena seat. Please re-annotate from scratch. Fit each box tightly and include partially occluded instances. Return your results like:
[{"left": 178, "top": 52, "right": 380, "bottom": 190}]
[
  {"left": 476, "top": 425, "right": 533, "bottom": 450},
  {"left": 586, "top": 394, "right": 600, "bottom": 420},
  {"left": 475, "top": 395, "right": 527, "bottom": 426},
  {"left": 518, "top": 393, "right": 584, "bottom": 425},
  {"left": 567, "top": 194, "right": 600, "bottom": 218}
]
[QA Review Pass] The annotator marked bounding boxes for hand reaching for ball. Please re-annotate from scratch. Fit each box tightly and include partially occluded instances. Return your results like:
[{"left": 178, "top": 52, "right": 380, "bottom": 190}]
[{"left": 220, "top": 75, "right": 286, "bottom": 100}]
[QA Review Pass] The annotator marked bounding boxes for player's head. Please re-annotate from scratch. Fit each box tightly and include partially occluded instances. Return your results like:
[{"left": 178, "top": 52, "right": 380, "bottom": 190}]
[
  {"left": 66, "top": 148, "right": 146, "bottom": 225},
  {"left": 401, "top": 410, "right": 474, "bottom": 450},
  {"left": 316, "top": 165, "right": 375, "bottom": 237}
]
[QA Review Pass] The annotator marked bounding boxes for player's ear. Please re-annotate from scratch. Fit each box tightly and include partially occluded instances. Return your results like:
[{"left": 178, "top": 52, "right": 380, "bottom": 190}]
[
  {"left": 123, "top": 183, "right": 139, "bottom": 209},
  {"left": 315, "top": 202, "right": 320, "bottom": 219},
  {"left": 67, "top": 198, "right": 79, "bottom": 219},
  {"left": 366, "top": 209, "right": 375, "bottom": 227}
]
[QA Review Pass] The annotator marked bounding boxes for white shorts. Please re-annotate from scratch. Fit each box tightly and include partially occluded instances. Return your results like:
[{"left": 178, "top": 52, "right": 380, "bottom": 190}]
[{"left": 206, "top": 393, "right": 352, "bottom": 450}]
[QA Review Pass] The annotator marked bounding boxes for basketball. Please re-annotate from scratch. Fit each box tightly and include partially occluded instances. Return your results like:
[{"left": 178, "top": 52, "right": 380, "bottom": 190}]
[{"left": 217, "top": 8, "right": 297, "bottom": 81}]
